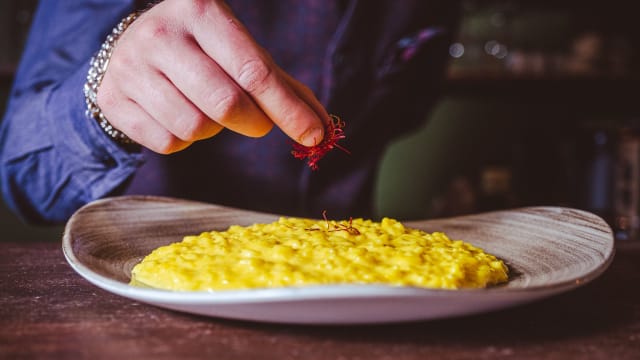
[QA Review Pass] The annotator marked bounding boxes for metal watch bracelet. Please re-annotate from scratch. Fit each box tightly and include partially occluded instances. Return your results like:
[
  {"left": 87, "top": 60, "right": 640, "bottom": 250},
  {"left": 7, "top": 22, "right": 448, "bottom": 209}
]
[{"left": 83, "top": 12, "right": 139, "bottom": 145}]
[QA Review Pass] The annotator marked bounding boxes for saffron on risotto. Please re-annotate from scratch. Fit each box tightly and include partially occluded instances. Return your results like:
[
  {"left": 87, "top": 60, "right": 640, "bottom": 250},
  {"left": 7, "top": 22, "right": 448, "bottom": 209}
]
[{"left": 130, "top": 217, "right": 508, "bottom": 291}]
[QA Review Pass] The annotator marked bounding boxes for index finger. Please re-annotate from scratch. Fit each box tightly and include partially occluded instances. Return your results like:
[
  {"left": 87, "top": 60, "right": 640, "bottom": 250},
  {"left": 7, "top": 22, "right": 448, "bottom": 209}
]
[{"left": 189, "top": 3, "right": 326, "bottom": 146}]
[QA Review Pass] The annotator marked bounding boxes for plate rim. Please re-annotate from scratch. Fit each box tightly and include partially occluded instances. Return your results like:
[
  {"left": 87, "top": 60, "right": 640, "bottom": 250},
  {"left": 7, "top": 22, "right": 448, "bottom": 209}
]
[{"left": 61, "top": 196, "right": 616, "bottom": 304}]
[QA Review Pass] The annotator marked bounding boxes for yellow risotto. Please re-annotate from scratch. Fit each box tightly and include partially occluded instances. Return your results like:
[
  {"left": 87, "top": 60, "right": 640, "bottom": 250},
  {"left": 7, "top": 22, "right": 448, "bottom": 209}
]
[{"left": 130, "top": 217, "right": 508, "bottom": 291}]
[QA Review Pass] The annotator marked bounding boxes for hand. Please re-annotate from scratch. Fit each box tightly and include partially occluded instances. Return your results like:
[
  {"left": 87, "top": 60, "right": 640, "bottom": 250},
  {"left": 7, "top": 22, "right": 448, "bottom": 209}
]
[{"left": 97, "top": 0, "right": 327, "bottom": 154}]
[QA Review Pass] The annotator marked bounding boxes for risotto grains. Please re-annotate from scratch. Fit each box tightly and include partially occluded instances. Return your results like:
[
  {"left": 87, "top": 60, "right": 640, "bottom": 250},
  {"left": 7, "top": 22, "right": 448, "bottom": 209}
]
[{"left": 130, "top": 217, "right": 509, "bottom": 291}]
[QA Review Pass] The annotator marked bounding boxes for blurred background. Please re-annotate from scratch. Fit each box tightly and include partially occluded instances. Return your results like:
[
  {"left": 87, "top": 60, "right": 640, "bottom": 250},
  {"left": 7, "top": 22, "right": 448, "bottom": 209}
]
[
  {"left": 375, "top": 0, "right": 640, "bottom": 242},
  {"left": 1, "top": 0, "right": 639, "bottom": 241}
]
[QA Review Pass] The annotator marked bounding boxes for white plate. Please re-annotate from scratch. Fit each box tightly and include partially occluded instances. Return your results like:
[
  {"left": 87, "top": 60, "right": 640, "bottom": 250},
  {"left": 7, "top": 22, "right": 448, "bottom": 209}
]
[{"left": 62, "top": 196, "right": 615, "bottom": 324}]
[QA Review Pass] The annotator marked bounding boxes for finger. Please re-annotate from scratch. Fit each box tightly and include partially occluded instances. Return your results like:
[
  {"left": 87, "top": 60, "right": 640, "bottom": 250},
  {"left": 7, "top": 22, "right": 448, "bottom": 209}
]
[
  {"left": 190, "top": 4, "right": 324, "bottom": 146},
  {"left": 119, "top": 66, "right": 224, "bottom": 142},
  {"left": 98, "top": 90, "right": 191, "bottom": 154},
  {"left": 149, "top": 33, "right": 273, "bottom": 138},
  {"left": 279, "top": 69, "right": 331, "bottom": 129}
]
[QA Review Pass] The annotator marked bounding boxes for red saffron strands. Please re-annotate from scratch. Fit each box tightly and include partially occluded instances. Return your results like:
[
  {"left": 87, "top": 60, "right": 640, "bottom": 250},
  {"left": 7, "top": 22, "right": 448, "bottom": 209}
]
[
  {"left": 304, "top": 210, "right": 360, "bottom": 235},
  {"left": 291, "top": 114, "right": 350, "bottom": 170}
]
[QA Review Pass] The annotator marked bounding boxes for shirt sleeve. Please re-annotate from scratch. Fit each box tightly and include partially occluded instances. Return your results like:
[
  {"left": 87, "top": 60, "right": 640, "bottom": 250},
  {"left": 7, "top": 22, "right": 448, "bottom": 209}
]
[{"left": 0, "top": 0, "right": 145, "bottom": 224}]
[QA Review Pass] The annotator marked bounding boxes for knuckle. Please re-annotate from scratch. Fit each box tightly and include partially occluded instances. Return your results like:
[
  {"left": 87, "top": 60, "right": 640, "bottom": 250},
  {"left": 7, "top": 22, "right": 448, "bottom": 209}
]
[
  {"left": 236, "top": 58, "right": 272, "bottom": 94},
  {"left": 135, "top": 16, "right": 171, "bottom": 42},
  {"left": 190, "top": 0, "right": 210, "bottom": 17},
  {"left": 175, "top": 111, "right": 209, "bottom": 141},
  {"left": 210, "top": 90, "right": 243, "bottom": 122}
]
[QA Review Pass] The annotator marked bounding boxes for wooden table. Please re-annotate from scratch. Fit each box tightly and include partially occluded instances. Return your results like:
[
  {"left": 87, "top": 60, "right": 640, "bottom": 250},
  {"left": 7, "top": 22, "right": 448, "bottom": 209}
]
[{"left": 1, "top": 240, "right": 639, "bottom": 359}]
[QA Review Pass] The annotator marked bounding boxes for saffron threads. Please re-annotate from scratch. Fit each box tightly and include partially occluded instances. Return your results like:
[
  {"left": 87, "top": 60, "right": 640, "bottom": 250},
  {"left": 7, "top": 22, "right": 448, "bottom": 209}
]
[
  {"left": 291, "top": 114, "right": 350, "bottom": 170},
  {"left": 304, "top": 210, "right": 361, "bottom": 235}
]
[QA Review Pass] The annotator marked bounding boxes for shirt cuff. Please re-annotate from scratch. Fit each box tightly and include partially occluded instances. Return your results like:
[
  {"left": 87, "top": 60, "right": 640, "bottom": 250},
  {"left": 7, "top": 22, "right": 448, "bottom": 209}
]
[{"left": 47, "top": 60, "right": 145, "bottom": 199}]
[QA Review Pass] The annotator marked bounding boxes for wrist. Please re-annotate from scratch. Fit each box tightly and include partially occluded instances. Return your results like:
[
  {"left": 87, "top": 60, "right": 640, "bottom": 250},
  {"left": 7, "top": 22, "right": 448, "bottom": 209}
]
[{"left": 83, "top": 12, "right": 139, "bottom": 146}]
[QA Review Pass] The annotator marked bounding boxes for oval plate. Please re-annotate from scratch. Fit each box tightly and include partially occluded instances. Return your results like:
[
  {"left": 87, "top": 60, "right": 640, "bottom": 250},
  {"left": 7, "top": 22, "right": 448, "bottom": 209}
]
[{"left": 62, "top": 195, "right": 614, "bottom": 324}]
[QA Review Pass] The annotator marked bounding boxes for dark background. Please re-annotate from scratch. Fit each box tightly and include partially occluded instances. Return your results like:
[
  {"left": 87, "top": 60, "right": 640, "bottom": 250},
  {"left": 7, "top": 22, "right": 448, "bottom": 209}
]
[
  {"left": 1, "top": 0, "right": 639, "bottom": 241},
  {"left": 0, "top": 0, "right": 63, "bottom": 241}
]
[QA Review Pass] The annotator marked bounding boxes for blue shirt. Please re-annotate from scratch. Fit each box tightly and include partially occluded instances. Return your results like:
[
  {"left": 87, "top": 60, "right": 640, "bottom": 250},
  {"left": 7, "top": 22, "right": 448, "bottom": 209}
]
[{"left": 0, "top": 0, "right": 458, "bottom": 224}]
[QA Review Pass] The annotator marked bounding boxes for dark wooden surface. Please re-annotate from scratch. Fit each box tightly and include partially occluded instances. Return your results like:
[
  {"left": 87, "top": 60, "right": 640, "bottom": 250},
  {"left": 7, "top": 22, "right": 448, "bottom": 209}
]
[{"left": 1, "top": 240, "right": 640, "bottom": 360}]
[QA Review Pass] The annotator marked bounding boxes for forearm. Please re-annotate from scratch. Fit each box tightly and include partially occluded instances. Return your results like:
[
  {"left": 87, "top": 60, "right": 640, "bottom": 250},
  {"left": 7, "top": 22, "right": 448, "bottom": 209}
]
[{"left": 0, "top": 0, "right": 144, "bottom": 224}]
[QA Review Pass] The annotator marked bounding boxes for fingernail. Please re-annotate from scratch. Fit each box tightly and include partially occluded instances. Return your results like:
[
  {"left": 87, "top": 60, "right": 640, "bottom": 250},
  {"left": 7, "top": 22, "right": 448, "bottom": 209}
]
[{"left": 300, "top": 127, "right": 324, "bottom": 147}]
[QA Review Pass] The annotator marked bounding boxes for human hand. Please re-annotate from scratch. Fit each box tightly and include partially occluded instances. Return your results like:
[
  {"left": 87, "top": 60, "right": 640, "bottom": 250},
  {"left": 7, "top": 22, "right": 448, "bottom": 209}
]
[{"left": 96, "top": 0, "right": 327, "bottom": 153}]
